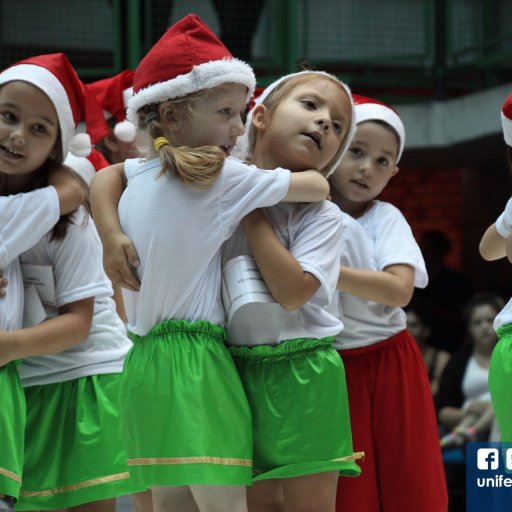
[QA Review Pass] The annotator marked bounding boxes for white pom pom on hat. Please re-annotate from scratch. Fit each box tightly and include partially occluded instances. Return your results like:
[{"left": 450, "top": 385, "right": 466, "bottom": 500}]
[
  {"left": 353, "top": 94, "right": 406, "bottom": 163},
  {"left": 88, "top": 70, "right": 137, "bottom": 142},
  {"left": 0, "top": 53, "right": 108, "bottom": 160},
  {"left": 113, "top": 120, "right": 138, "bottom": 142},
  {"left": 126, "top": 14, "right": 256, "bottom": 124}
]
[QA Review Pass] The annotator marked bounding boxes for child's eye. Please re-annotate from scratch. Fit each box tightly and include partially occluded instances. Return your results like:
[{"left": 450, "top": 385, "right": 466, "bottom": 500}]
[
  {"left": 301, "top": 99, "right": 316, "bottom": 109},
  {"left": 332, "top": 121, "right": 342, "bottom": 135},
  {"left": 349, "top": 147, "right": 362, "bottom": 156},
  {"left": 378, "top": 157, "right": 389, "bottom": 166},
  {"left": 219, "top": 107, "right": 233, "bottom": 116},
  {"left": 32, "top": 123, "right": 48, "bottom": 134},
  {"left": 0, "top": 111, "right": 16, "bottom": 123}
]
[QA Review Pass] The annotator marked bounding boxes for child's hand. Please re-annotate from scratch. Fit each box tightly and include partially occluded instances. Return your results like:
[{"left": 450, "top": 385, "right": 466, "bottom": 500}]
[
  {"left": 103, "top": 232, "right": 141, "bottom": 291},
  {"left": 48, "top": 163, "right": 87, "bottom": 215},
  {"left": 0, "top": 270, "right": 6, "bottom": 298}
]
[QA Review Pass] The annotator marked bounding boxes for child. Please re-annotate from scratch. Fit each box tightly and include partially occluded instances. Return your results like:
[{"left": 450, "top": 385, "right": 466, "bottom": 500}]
[
  {"left": 0, "top": 52, "right": 144, "bottom": 512},
  {"left": 90, "top": 14, "right": 331, "bottom": 512},
  {"left": 222, "top": 70, "right": 362, "bottom": 512},
  {"left": 480, "top": 92, "right": 512, "bottom": 443},
  {"left": 329, "top": 96, "right": 448, "bottom": 511},
  {"left": 0, "top": 170, "right": 85, "bottom": 512}
]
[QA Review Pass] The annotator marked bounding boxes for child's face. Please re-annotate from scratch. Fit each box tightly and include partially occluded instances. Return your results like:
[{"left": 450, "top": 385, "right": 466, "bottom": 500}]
[
  {"left": 252, "top": 78, "right": 351, "bottom": 172},
  {"left": 330, "top": 121, "right": 399, "bottom": 212},
  {"left": 0, "top": 81, "right": 59, "bottom": 176},
  {"left": 167, "top": 82, "right": 246, "bottom": 156}
]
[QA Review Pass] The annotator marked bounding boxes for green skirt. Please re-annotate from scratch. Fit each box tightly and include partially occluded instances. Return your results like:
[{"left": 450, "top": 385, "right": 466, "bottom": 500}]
[
  {"left": 230, "top": 338, "right": 362, "bottom": 481},
  {"left": 489, "top": 324, "right": 512, "bottom": 442},
  {"left": 17, "top": 373, "right": 144, "bottom": 511},
  {"left": 121, "top": 319, "right": 253, "bottom": 486},
  {"left": 0, "top": 361, "right": 25, "bottom": 499}
]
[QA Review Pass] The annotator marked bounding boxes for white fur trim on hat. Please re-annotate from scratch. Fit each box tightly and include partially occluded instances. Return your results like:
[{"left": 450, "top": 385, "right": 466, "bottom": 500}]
[
  {"left": 0, "top": 64, "right": 76, "bottom": 158},
  {"left": 355, "top": 103, "right": 405, "bottom": 162},
  {"left": 126, "top": 58, "right": 255, "bottom": 124},
  {"left": 501, "top": 111, "right": 512, "bottom": 147},
  {"left": 233, "top": 70, "right": 355, "bottom": 177}
]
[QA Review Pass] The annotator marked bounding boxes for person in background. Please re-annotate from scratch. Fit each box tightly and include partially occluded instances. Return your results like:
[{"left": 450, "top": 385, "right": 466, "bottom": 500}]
[{"left": 405, "top": 298, "right": 450, "bottom": 397}]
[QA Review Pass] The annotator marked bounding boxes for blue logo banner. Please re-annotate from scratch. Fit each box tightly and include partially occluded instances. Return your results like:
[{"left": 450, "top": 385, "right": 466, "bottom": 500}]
[{"left": 466, "top": 442, "right": 512, "bottom": 511}]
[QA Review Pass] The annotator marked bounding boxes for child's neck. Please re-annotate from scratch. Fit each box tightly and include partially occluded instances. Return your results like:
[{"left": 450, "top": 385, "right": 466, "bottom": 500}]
[{"left": 331, "top": 189, "right": 370, "bottom": 219}]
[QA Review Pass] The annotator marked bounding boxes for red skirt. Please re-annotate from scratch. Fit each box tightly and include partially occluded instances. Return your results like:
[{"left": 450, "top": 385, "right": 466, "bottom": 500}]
[{"left": 335, "top": 330, "right": 448, "bottom": 512}]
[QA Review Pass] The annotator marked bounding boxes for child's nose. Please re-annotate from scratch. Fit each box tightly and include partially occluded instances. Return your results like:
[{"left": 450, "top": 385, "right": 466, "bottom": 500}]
[{"left": 10, "top": 126, "right": 26, "bottom": 146}]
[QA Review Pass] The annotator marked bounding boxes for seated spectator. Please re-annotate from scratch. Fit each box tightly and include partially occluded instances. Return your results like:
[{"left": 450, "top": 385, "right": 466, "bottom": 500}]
[
  {"left": 405, "top": 299, "right": 450, "bottom": 397},
  {"left": 437, "top": 293, "right": 505, "bottom": 447}
]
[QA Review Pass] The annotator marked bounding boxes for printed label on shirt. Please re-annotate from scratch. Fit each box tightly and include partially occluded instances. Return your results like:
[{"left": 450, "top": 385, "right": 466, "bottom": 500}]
[
  {"left": 23, "top": 283, "right": 47, "bottom": 327},
  {"left": 221, "top": 255, "right": 275, "bottom": 323},
  {"left": 21, "top": 263, "right": 56, "bottom": 307}
]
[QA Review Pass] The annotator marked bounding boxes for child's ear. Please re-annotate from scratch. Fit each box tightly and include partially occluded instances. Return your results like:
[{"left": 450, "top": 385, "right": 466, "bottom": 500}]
[
  {"left": 391, "top": 165, "right": 399, "bottom": 178},
  {"left": 159, "top": 102, "right": 179, "bottom": 128},
  {"left": 251, "top": 104, "right": 269, "bottom": 131}
]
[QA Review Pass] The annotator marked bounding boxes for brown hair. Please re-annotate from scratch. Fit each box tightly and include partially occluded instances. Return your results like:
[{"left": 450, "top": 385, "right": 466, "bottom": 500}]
[
  {"left": 137, "top": 87, "right": 227, "bottom": 189},
  {"left": 248, "top": 73, "right": 353, "bottom": 176}
]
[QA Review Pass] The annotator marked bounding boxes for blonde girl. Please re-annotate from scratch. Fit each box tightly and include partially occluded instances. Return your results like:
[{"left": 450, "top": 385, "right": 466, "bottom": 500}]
[{"left": 90, "top": 15, "right": 330, "bottom": 512}]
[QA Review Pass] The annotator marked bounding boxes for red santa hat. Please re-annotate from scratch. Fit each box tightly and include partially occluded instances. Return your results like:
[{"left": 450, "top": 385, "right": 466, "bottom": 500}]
[
  {"left": 88, "top": 69, "right": 137, "bottom": 142},
  {"left": 352, "top": 94, "right": 405, "bottom": 162},
  {"left": 233, "top": 70, "right": 356, "bottom": 177},
  {"left": 0, "top": 53, "right": 108, "bottom": 160},
  {"left": 501, "top": 93, "right": 512, "bottom": 146},
  {"left": 126, "top": 14, "right": 256, "bottom": 124}
]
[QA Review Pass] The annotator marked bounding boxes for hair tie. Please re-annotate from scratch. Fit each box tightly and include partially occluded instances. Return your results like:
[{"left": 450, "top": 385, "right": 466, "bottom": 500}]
[
  {"left": 145, "top": 112, "right": 159, "bottom": 125},
  {"left": 154, "top": 137, "right": 170, "bottom": 151}
]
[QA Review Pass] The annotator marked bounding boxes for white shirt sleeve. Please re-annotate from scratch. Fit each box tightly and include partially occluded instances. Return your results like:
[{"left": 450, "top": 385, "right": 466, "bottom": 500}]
[
  {"left": 290, "top": 202, "right": 343, "bottom": 307},
  {"left": 219, "top": 158, "right": 291, "bottom": 237},
  {"left": 0, "top": 187, "right": 60, "bottom": 268},
  {"left": 496, "top": 197, "right": 512, "bottom": 238},
  {"left": 44, "top": 210, "right": 112, "bottom": 307},
  {"left": 372, "top": 203, "right": 428, "bottom": 288}
]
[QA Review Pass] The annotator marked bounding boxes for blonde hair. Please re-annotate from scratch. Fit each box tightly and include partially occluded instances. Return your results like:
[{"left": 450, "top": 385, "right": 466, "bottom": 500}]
[
  {"left": 248, "top": 73, "right": 353, "bottom": 177},
  {"left": 137, "top": 88, "right": 226, "bottom": 188}
]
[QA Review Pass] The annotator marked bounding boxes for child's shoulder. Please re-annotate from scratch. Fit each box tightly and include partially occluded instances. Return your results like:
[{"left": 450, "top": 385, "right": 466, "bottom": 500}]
[{"left": 364, "top": 200, "right": 408, "bottom": 226}]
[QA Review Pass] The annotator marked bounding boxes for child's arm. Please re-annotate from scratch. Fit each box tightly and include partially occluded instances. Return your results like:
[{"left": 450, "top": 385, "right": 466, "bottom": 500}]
[
  {"left": 479, "top": 224, "right": 506, "bottom": 261},
  {"left": 90, "top": 164, "right": 140, "bottom": 291},
  {"left": 47, "top": 162, "right": 87, "bottom": 215},
  {"left": 480, "top": 197, "right": 512, "bottom": 261},
  {"left": 337, "top": 264, "right": 415, "bottom": 308},
  {"left": 282, "top": 170, "right": 329, "bottom": 203},
  {"left": 0, "top": 297, "right": 94, "bottom": 367},
  {"left": 241, "top": 209, "right": 321, "bottom": 310}
]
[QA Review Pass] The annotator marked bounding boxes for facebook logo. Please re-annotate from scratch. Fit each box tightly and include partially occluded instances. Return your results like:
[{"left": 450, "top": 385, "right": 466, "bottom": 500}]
[{"left": 477, "top": 448, "right": 499, "bottom": 470}]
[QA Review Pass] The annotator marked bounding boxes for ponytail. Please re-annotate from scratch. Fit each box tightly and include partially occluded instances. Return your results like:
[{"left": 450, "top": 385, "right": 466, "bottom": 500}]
[{"left": 139, "top": 97, "right": 226, "bottom": 189}]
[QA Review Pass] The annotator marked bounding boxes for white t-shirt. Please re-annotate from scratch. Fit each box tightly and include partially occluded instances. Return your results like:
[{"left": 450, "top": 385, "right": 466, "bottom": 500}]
[
  {"left": 119, "top": 156, "right": 291, "bottom": 335},
  {"left": 0, "top": 187, "right": 60, "bottom": 331},
  {"left": 18, "top": 208, "right": 131, "bottom": 386},
  {"left": 461, "top": 356, "right": 491, "bottom": 409},
  {"left": 332, "top": 201, "right": 428, "bottom": 350},
  {"left": 493, "top": 197, "right": 512, "bottom": 330},
  {"left": 222, "top": 200, "right": 344, "bottom": 346}
]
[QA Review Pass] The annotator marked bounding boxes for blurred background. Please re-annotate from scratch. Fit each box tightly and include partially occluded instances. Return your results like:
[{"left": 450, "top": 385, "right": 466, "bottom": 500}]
[{"left": 2, "top": 0, "right": 510, "bottom": 296}]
